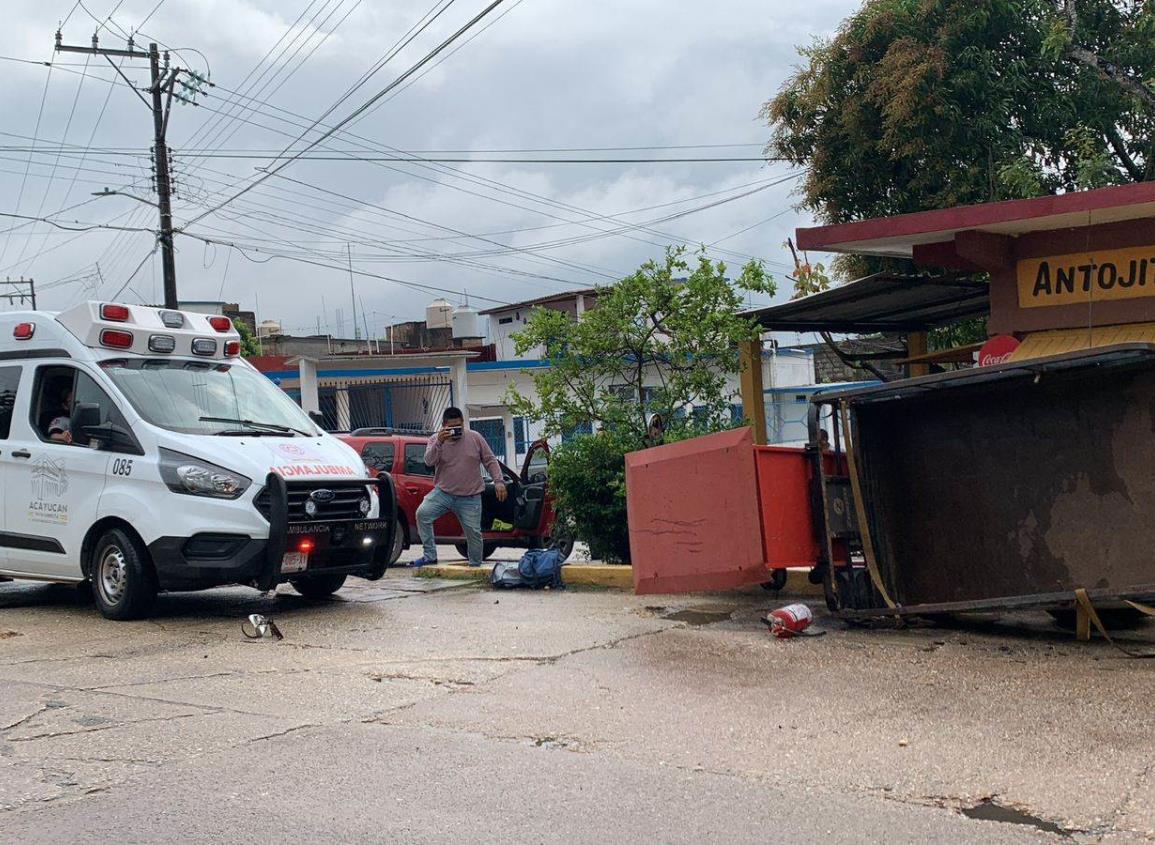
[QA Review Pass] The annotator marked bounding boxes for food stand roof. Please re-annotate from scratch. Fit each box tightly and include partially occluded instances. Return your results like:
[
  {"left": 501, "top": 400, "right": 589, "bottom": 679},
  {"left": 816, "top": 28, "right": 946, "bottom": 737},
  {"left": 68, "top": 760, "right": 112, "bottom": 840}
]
[
  {"left": 796, "top": 182, "right": 1155, "bottom": 258},
  {"left": 743, "top": 274, "right": 989, "bottom": 333}
]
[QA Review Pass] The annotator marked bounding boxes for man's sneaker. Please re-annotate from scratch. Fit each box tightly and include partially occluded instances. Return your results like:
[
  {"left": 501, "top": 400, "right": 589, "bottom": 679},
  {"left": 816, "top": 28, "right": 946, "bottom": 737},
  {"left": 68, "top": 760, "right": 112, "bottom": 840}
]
[{"left": 409, "top": 556, "right": 438, "bottom": 568}]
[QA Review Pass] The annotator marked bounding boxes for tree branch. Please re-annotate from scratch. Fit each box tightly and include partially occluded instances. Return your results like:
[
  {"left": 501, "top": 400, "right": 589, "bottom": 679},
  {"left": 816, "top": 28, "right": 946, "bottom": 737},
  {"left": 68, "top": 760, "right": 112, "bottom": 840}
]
[
  {"left": 1104, "top": 123, "right": 1144, "bottom": 181},
  {"left": 1060, "top": 0, "right": 1155, "bottom": 113}
]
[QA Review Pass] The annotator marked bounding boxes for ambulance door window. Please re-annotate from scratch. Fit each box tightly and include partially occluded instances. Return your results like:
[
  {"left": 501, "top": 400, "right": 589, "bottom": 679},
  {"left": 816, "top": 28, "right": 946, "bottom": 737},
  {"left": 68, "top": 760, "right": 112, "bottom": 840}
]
[
  {"left": 31, "top": 366, "right": 77, "bottom": 444},
  {"left": 0, "top": 366, "right": 21, "bottom": 439}
]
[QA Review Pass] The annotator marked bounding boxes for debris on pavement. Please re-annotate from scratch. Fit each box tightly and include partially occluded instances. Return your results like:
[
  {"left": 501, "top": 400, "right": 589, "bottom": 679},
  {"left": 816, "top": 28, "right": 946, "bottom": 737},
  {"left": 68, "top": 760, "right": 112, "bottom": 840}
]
[
  {"left": 241, "top": 613, "right": 284, "bottom": 641},
  {"left": 763, "top": 603, "right": 823, "bottom": 638}
]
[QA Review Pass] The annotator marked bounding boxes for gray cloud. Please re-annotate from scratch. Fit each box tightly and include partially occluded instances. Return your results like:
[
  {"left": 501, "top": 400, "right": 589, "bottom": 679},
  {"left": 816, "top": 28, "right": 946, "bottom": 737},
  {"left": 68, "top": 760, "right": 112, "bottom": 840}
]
[{"left": 0, "top": 0, "right": 857, "bottom": 334}]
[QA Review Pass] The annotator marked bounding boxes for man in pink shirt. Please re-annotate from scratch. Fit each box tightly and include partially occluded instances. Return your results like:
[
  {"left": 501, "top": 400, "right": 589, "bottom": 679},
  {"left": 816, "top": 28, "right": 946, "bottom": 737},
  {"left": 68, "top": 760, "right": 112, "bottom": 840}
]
[{"left": 412, "top": 406, "right": 507, "bottom": 567}]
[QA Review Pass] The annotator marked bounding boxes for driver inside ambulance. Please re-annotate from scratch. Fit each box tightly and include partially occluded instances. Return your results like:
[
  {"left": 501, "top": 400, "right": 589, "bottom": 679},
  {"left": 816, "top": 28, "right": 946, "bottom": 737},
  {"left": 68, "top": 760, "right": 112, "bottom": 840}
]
[{"left": 44, "top": 385, "right": 74, "bottom": 444}]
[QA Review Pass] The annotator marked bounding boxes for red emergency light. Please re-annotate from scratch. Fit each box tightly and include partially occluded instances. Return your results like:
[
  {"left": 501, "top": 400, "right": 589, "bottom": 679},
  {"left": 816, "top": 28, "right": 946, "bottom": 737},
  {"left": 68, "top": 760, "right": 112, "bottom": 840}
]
[
  {"left": 224, "top": 340, "right": 241, "bottom": 357},
  {"left": 12, "top": 322, "right": 35, "bottom": 340},
  {"left": 297, "top": 538, "right": 315, "bottom": 554},
  {"left": 101, "top": 303, "right": 131, "bottom": 322},
  {"left": 100, "top": 329, "right": 134, "bottom": 349},
  {"left": 208, "top": 316, "right": 232, "bottom": 332}
]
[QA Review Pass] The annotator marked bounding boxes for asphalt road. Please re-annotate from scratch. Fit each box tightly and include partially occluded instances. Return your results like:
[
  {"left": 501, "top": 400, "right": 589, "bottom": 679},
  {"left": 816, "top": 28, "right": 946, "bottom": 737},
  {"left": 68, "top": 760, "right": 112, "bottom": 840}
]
[{"left": 2, "top": 553, "right": 1154, "bottom": 843}]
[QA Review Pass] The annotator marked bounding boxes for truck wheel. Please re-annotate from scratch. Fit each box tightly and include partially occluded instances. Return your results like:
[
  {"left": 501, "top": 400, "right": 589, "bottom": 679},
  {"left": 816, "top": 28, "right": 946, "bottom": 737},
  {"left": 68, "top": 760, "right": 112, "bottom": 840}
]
[
  {"left": 387, "top": 518, "right": 406, "bottom": 566},
  {"left": 454, "top": 542, "right": 496, "bottom": 561},
  {"left": 90, "top": 528, "right": 158, "bottom": 621},
  {"left": 291, "top": 573, "right": 347, "bottom": 599}
]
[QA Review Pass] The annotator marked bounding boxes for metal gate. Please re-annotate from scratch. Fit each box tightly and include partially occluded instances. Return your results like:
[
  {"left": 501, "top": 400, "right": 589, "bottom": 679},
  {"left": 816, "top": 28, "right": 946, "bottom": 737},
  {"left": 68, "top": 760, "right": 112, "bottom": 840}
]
[
  {"left": 471, "top": 417, "right": 506, "bottom": 462},
  {"left": 319, "top": 376, "right": 452, "bottom": 432}
]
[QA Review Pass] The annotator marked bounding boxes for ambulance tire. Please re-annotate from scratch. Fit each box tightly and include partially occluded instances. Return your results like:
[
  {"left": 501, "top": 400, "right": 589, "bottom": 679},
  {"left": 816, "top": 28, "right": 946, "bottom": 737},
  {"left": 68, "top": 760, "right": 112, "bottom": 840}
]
[
  {"left": 388, "top": 517, "right": 406, "bottom": 566},
  {"left": 290, "top": 573, "right": 347, "bottom": 599},
  {"left": 90, "top": 528, "right": 158, "bottom": 621}
]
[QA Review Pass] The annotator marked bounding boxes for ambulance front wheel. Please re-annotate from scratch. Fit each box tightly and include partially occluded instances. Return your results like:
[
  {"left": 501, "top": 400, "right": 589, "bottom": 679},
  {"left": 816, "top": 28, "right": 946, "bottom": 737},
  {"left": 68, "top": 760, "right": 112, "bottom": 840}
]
[{"left": 90, "top": 528, "right": 158, "bottom": 620}]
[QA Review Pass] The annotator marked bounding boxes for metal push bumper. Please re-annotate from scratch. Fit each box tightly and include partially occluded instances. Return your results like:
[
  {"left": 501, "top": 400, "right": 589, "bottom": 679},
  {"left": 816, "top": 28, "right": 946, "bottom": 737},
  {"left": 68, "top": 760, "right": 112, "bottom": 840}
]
[{"left": 150, "top": 472, "right": 398, "bottom": 592}]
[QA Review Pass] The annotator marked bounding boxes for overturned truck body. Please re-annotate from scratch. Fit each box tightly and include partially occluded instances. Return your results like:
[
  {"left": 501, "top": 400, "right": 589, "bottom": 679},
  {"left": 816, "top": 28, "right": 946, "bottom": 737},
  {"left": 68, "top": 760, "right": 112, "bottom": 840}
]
[{"left": 813, "top": 345, "right": 1155, "bottom": 618}]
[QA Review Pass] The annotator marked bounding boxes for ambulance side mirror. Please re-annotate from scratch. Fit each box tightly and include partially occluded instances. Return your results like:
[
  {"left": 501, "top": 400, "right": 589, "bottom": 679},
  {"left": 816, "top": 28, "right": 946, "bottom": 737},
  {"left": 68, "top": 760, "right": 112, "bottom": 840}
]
[
  {"left": 75, "top": 402, "right": 139, "bottom": 453},
  {"left": 308, "top": 410, "right": 326, "bottom": 428},
  {"left": 72, "top": 402, "right": 101, "bottom": 435}
]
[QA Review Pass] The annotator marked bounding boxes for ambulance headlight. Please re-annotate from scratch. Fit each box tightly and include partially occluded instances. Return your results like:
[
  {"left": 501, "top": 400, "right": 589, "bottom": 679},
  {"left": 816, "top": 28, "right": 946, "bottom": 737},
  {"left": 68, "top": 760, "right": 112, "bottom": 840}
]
[{"left": 159, "top": 448, "right": 251, "bottom": 499}]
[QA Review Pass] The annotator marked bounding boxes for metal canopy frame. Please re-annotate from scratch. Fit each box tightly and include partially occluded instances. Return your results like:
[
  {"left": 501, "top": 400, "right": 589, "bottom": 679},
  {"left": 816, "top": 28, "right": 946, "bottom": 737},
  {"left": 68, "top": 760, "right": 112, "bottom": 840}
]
[{"left": 743, "top": 274, "right": 989, "bottom": 334}]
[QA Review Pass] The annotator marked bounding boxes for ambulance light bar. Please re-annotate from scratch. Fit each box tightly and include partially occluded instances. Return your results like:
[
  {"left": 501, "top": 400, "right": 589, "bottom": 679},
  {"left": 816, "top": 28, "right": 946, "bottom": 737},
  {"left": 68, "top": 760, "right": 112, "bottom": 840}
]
[
  {"left": 148, "top": 334, "right": 176, "bottom": 353},
  {"left": 101, "top": 303, "right": 131, "bottom": 322},
  {"left": 55, "top": 301, "right": 243, "bottom": 360},
  {"left": 100, "top": 329, "right": 134, "bottom": 349}
]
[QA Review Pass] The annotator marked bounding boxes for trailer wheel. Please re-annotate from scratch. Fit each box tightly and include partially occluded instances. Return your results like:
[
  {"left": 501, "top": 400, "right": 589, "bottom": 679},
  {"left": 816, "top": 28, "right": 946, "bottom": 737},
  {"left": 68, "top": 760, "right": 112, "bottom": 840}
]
[
  {"left": 760, "top": 569, "right": 788, "bottom": 592},
  {"left": 291, "top": 573, "right": 347, "bottom": 599},
  {"left": 90, "top": 528, "right": 157, "bottom": 621}
]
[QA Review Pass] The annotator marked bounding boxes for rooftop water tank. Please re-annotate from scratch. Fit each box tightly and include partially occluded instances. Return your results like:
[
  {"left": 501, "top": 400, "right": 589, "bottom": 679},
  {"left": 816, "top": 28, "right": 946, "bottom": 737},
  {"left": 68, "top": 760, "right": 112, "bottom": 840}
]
[
  {"left": 426, "top": 298, "right": 453, "bottom": 330},
  {"left": 452, "top": 304, "right": 480, "bottom": 339}
]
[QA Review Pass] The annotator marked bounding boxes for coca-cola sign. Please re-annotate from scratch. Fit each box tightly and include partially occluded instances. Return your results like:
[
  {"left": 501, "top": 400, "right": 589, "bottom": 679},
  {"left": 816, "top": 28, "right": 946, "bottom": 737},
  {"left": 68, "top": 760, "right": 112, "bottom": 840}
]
[{"left": 978, "top": 335, "right": 1020, "bottom": 367}]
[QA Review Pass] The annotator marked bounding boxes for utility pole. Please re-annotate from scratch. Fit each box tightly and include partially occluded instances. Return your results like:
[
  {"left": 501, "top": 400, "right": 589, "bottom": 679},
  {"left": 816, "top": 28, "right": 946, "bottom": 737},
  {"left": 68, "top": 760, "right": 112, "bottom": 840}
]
[
  {"left": 148, "top": 43, "right": 178, "bottom": 309},
  {"left": 55, "top": 31, "right": 209, "bottom": 308},
  {"left": 347, "top": 243, "right": 359, "bottom": 340},
  {"left": 1, "top": 277, "right": 36, "bottom": 310}
]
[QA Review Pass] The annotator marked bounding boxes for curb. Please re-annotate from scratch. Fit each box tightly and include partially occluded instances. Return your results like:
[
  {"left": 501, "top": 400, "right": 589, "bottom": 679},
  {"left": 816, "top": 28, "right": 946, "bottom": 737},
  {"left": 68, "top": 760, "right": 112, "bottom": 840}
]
[{"left": 416, "top": 564, "right": 822, "bottom": 595}]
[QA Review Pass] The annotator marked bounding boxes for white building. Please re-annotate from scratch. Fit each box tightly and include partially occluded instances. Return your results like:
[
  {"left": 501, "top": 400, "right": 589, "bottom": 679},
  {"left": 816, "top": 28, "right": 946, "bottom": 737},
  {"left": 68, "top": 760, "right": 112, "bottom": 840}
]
[{"left": 276, "top": 288, "right": 818, "bottom": 467}]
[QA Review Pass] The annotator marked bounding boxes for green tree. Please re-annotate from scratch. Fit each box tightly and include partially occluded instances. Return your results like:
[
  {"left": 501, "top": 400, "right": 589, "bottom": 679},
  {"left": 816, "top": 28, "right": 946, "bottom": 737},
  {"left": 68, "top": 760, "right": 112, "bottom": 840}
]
[
  {"left": 507, "top": 247, "right": 774, "bottom": 563},
  {"left": 507, "top": 247, "right": 775, "bottom": 443},
  {"left": 764, "top": 0, "right": 1155, "bottom": 276},
  {"left": 235, "top": 320, "right": 261, "bottom": 357}
]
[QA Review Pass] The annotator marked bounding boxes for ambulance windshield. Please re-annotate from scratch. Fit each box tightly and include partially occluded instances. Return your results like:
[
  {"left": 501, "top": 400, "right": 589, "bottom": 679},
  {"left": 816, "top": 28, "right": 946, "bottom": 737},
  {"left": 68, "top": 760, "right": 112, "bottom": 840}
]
[{"left": 101, "top": 359, "right": 317, "bottom": 436}]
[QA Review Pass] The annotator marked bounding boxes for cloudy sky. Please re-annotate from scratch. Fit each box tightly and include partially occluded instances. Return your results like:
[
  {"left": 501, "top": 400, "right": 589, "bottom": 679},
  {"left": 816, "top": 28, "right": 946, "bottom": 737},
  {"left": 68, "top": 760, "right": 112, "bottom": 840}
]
[{"left": 0, "top": 0, "right": 858, "bottom": 337}]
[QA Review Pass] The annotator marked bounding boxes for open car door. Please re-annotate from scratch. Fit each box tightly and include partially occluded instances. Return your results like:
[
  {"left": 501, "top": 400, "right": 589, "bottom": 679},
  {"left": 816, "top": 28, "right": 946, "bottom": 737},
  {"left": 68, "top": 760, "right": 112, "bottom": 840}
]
[{"left": 515, "top": 439, "right": 551, "bottom": 531}]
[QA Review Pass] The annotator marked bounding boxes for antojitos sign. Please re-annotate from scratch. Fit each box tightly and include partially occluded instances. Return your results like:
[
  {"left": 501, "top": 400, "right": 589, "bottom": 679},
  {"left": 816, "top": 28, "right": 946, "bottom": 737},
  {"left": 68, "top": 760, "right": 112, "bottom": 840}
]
[{"left": 1018, "top": 246, "right": 1155, "bottom": 308}]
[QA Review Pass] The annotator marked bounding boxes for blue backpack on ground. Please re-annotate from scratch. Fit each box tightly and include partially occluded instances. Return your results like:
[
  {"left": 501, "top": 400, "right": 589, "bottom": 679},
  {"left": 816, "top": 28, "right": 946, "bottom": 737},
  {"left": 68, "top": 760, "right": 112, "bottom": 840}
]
[{"left": 490, "top": 548, "right": 565, "bottom": 590}]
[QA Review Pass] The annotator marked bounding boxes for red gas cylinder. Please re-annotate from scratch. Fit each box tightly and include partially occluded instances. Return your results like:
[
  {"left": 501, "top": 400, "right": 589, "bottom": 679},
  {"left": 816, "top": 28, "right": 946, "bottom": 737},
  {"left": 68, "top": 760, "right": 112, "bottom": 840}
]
[{"left": 765, "top": 603, "right": 814, "bottom": 638}]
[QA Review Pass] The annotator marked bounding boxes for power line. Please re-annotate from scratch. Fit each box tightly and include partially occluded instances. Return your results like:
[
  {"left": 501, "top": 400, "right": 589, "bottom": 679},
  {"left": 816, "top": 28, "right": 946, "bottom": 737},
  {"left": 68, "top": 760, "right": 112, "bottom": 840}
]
[
  {"left": 0, "top": 65, "right": 55, "bottom": 269},
  {"left": 183, "top": 0, "right": 505, "bottom": 228}
]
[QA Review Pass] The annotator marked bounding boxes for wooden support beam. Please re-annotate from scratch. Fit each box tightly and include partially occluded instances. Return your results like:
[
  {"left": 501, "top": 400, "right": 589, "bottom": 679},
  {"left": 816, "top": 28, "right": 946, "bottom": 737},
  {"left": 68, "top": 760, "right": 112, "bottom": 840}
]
[
  {"left": 738, "top": 339, "right": 766, "bottom": 445},
  {"left": 907, "top": 331, "right": 930, "bottom": 377}
]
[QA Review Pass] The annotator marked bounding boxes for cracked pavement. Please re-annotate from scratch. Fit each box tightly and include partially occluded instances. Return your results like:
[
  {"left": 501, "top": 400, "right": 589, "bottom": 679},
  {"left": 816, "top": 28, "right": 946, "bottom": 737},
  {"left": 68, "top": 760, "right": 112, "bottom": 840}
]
[{"left": 1, "top": 559, "right": 1154, "bottom": 843}]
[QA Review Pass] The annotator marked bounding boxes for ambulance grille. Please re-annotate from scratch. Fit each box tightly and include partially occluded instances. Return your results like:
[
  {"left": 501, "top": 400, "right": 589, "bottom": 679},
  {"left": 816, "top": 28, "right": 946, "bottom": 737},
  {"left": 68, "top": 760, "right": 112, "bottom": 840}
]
[{"left": 254, "top": 481, "right": 372, "bottom": 522}]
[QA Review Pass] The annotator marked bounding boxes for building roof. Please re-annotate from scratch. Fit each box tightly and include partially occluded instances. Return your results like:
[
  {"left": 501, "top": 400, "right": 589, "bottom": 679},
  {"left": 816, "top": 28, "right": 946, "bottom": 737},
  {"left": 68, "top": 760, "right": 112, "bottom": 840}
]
[
  {"left": 743, "top": 274, "right": 989, "bottom": 333},
  {"left": 478, "top": 286, "right": 600, "bottom": 315},
  {"left": 795, "top": 182, "right": 1155, "bottom": 258}
]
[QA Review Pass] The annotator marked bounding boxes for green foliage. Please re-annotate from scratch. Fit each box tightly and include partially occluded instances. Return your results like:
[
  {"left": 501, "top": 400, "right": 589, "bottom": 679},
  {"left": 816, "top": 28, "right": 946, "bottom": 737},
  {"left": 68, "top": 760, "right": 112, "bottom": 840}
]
[
  {"left": 507, "top": 246, "right": 775, "bottom": 443},
  {"left": 547, "top": 433, "right": 633, "bottom": 563},
  {"left": 764, "top": 0, "right": 1155, "bottom": 245},
  {"left": 235, "top": 320, "right": 261, "bottom": 357}
]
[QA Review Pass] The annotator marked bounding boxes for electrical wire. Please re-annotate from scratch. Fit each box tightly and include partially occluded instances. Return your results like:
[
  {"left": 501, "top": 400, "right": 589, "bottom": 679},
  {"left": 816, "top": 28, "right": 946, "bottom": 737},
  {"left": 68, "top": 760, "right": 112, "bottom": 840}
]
[
  {"left": 0, "top": 65, "right": 55, "bottom": 269},
  {"left": 183, "top": 0, "right": 505, "bottom": 228}
]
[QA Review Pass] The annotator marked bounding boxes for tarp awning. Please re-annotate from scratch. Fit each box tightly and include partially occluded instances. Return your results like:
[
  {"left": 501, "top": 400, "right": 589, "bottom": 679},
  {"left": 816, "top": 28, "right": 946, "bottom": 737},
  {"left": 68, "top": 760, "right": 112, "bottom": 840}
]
[{"left": 743, "top": 274, "right": 989, "bottom": 333}]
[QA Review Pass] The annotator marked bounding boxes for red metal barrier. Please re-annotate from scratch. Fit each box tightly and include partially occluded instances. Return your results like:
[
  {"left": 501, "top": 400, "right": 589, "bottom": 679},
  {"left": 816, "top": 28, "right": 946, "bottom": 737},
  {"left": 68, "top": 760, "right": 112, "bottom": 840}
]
[
  {"left": 753, "top": 446, "right": 822, "bottom": 569},
  {"left": 626, "top": 428, "right": 823, "bottom": 594}
]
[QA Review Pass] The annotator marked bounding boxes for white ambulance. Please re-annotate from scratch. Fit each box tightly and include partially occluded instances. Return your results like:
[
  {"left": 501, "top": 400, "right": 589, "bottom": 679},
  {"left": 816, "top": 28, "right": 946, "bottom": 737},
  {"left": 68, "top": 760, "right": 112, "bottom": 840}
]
[{"left": 0, "top": 302, "right": 395, "bottom": 619}]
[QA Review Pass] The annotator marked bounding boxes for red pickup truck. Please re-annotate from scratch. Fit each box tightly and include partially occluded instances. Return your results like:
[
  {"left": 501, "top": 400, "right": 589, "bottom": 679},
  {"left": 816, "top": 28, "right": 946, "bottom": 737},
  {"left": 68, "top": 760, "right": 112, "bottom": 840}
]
[{"left": 339, "top": 430, "right": 572, "bottom": 566}]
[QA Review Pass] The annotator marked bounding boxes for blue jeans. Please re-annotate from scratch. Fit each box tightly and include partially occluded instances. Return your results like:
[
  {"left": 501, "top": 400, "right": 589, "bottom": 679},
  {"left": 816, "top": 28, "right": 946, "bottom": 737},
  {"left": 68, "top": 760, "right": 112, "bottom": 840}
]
[{"left": 416, "top": 487, "right": 484, "bottom": 566}]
